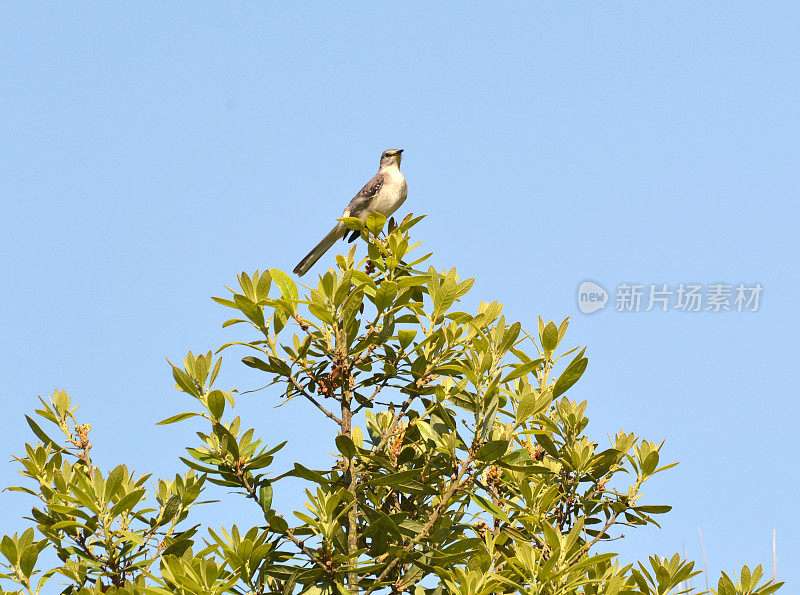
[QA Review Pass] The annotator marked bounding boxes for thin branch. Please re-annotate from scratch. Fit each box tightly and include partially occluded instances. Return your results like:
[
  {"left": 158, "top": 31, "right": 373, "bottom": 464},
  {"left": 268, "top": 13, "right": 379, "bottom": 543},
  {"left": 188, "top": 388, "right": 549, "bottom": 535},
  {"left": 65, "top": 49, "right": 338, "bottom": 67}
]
[
  {"left": 362, "top": 455, "right": 474, "bottom": 594},
  {"left": 373, "top": 391, "right": 418, "bottom": 454},
  {"left": 563, "top": 510, "right": 622, "bottom": 569},
  {"left": 288, "top": 376, "right": 342, "bottom": 424},
  {"left": 238, "top": 464, "right": 330, "bottom": 574},
  {"left": 352, "top": 375, "right": 395, "bottom": 415},
  {"left": 283, "top": 529, "right": 330, "bottom": 574}
]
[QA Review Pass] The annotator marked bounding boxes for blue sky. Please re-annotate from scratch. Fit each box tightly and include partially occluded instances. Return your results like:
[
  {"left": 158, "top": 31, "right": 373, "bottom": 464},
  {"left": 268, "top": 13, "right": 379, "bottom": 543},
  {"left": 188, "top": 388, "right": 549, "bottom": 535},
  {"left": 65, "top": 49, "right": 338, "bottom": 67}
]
[{"left": 1, "top": 3, "right": 798, "bottom": 590}]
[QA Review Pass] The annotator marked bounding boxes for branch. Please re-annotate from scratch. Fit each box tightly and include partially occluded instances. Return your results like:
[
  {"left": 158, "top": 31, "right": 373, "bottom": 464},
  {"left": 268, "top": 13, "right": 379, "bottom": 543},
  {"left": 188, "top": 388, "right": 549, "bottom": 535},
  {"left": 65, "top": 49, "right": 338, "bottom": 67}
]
[
  {"left": 351, "top": 374, "right": 394, "bottom": 415},
  {"left": 283, "top": 529, "right": 331, "bottom": 574},
  {"left": 237, "top": 464, "right": 330, "bottom": 574},
  {"left": 565, "top": 509, "right": 622, "bottom": 569},
  {"left": 362, "top": 455, "right": 474, "bottom": 594},
  {"left": 288, "top": 376, "right": 342, "bottom": 424},
  {"left": 373, "top": 391, "right": 418, "bottom": 454}
]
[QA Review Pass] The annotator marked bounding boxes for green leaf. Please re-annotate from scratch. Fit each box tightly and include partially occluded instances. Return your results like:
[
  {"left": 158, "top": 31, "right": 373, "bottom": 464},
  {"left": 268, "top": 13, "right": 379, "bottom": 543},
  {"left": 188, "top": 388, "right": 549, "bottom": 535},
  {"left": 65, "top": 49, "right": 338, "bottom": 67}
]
[
  {"left": 541, "top": 321, "right": 559, "bottom": 356},
  {"left": 634, "top": 505, "right": 672, "bottom": 514},
  {"left": 535, "top": 433, "right": 559, "bottom": 458},
  {"left": 470, "top": 493, "right": 510, "bottom": 524},
  {"left": 415, "top": 419, "right": 440, "bottom": 446},
  {"left": 268, "top": 513, "right": 289, "bottom": 533},
  {"left": 282, "top": 569, "right": 301, "bottom": 595},
  {"left": 208, "top": 357, "right": 222, "bottom": 386},
  {"left": 207, "top": 390, "right": 225, "bottom": 420},
  {"left": 1, "top": 536, "right": 17, "bottom": 565},
  {"left": 566, "top": 552, "right": 617, "bottom": 575},
  {"left": 270, "top": 268, "right": 298, "bottom": 302},
  {"left": 104, "top": 466, "right": 125, "bottom": 502},
  {"left": 211, "top": 296, "right": 238, "bottom": 309},
  {"left": 718, "top": 572, "right": 736, "bottom": 595},
  {"left": 369, "top": 470, "right": 424, "bottom": 488},
  {"left": 351, "top": 270, "right": 377, "bottom": 291},
  {"left": 515, "top": 390, "right": 547, "bottom": 425},
  {"left": 274, "top": 307, "right": 290, "bottom": 334},
  {"left": 256, "top": 270, "right": 272, "bottom": 299},
  {"left": 499, "top": 321, "right": 521, "bottom": 354},
  {"left": 309, "top": 302, "right": 335, "bottom": 325},
  {"left": 641, "top": 451, "right": 659, "bottom": 476},
  {"left": 222, "top": 318, "right": 246, "bottom": 328},
  {"left": 161, "top": 496, "right": 181, "bottom": 523},
  {"left": 398, "top": 329, "right": 417, "bottom": 350},
  {"left": 259, "top": 482, "right": 274, "bottom": 511},
  {"left": 25, "top": 416, "right": 59, "bottom": 449},
  {"left": 171, "top": 363, "right": 201, "bottom": 397},
  {"left": 503, "top": 359, "right": 543, "bottom": 383},
  {"left": 263, "top": 440, "right": 288, "bottom": 457},
  {"left": 242, "top": 355, "right": 291, "bottom": 377},
  {"left": 366, "top": 212, "right": 387, "bottom": 235},
  {"left": 552, "top": 349, "right": 587, "bottom": 398},
  {"left": 542, "top": 521, "right": 562, "bottom": 553},
  {"left": 335, "top": 435, "right": 356, "bottom": 459},
  {"left": 234, "top": 293, "right": 265, "bottom": 327},
  {"left": 110, "top": 488, "right": 146, "bottom": 517},
  {"left": 242, "top": 356, "right": 272, "bottom": 372},
  {"left": 557, "top": 317, "right": 570, "bottom": 343},
  {"left": 51, "top": 520, "right": 87, "bottom": 531},
  {"left": 475, "top": 440, "right": 508, "bottom": 461},
  {"left": 375, "top": 281, "right": 397, "bottom": 312},
  {"left": 179, "top": 456, "right": 220, "bottom": 474},
  {"left": 397, "top": 275, "right": 428, "bottom": 290},
  {"left": 212, "top": 422, "right": 240, "bottom": 460},
  {"left": 157, "top": 412, "right": 201, "bottom": 425},
  {"left": 18, "top": 546, "right": 38, "bottom": 577},
  {"left": 339, "top": 216, "right": 365, "bottom": 231},
  {"left": 290, "top": 463, "right": 329, "bottom": 486}
]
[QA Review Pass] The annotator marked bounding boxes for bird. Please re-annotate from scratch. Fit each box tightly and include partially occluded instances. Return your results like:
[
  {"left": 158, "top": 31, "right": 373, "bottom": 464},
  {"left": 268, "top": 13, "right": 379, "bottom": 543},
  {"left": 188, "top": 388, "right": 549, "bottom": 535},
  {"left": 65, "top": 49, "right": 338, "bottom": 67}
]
[{"left": 293, "top": 149, "right": 408, "bottom": 277}]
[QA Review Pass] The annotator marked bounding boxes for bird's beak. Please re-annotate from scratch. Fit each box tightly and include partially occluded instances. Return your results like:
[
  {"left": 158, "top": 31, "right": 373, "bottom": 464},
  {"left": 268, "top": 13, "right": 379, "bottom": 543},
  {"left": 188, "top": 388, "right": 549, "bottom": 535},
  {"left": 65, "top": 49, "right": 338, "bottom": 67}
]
[{"left": 397, "top": 149, "right": 404, "bottom": 154}]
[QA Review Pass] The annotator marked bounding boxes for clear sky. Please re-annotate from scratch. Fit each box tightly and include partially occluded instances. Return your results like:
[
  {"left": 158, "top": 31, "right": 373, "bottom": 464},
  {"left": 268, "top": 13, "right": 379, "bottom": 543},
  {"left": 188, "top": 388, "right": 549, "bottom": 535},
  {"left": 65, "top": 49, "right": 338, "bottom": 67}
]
[{"left": 2, "top": 3, "right": 798, "bottom": 590}]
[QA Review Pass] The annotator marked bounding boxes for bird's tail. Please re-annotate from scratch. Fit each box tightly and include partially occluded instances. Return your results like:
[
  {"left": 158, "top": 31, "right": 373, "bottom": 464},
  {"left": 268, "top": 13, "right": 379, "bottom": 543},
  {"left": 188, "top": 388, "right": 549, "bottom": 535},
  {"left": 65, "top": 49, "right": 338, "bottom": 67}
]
[{"left": 293, "top": 223, "right": 346, "bottom": 277}]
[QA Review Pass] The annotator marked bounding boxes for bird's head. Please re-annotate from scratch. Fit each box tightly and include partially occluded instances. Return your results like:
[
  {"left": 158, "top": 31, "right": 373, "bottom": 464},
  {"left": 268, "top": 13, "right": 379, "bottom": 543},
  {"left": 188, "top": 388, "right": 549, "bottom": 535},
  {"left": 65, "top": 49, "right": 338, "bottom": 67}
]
[{"left": 380, "top": 149, "right": 403, "bottom": 168}]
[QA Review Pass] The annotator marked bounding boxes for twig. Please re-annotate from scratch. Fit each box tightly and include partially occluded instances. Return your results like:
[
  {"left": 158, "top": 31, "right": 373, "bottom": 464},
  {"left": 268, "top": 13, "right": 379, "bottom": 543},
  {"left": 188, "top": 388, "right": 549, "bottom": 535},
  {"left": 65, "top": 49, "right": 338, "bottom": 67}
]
[
  {"left": 566, "top": 510, "right": 621, "bottom": 566},
  {"left": 238, "top": 465, "right": 329, "bottom": 574},
  {"left": 283, "top": 529, "right": 330, "bottom": 574},
  {"left": 373, "top": 392, "right": 418, "bottom": 454},
  {"left": 362, "top": 455, "right": 474, "bottom": 594},
  {"left": 288, "top": 376, "right": 342, "bottom": 424},
  {"left": 352, "top": 375, "right": 395, "bottom": 415}
]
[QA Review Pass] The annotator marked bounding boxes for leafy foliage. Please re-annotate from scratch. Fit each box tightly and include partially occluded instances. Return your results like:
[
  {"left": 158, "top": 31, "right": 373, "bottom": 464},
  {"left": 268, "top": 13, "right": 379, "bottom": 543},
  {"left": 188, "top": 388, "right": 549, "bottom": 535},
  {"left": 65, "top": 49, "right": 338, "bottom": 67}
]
[
  {"left": 0, "top": 392, "right": 205, "bottom": 594},
  {"left": 1, "top": 214, "right": 783, "bottom": 594}
]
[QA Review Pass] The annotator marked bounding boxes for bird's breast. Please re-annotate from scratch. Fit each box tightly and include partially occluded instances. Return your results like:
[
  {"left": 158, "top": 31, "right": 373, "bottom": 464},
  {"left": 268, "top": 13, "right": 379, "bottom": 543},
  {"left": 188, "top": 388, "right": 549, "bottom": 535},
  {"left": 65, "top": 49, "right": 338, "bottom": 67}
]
[{"left": 374, "top": 169, "right": 408, "bottom": 216}]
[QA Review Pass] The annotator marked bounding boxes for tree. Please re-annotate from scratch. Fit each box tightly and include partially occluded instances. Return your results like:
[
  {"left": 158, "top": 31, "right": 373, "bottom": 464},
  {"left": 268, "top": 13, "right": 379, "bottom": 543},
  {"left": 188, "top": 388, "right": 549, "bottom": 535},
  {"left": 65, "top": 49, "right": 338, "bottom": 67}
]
[{"left": 0, "top": 214, "right": 784, "bottom": 595}]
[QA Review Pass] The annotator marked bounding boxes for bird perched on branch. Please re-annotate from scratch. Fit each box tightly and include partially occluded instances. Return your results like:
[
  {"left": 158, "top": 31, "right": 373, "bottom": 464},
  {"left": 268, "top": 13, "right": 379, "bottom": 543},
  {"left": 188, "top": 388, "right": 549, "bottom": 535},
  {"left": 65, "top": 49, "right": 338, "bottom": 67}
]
[{"left": 293, "top": 149, "right": 407, "bottom": 276}]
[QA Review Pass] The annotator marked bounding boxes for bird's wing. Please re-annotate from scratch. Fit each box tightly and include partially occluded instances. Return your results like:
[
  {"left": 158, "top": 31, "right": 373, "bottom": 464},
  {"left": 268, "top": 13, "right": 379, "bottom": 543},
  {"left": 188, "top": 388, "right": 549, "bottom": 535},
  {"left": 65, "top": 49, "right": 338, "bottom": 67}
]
[
  {"left": 343, "top": 172, "right": 384, "bottom": 218},
  {"left": 293, "top": 171, "right": 385, "bottom": 277}
]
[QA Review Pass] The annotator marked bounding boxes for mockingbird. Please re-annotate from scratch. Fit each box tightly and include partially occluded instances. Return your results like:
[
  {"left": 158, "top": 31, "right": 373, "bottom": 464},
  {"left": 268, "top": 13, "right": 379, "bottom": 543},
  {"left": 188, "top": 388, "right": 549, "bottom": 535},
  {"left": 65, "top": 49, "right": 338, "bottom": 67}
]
[{"left": 293, "top": 149, "right": 408, "bottom": 277}]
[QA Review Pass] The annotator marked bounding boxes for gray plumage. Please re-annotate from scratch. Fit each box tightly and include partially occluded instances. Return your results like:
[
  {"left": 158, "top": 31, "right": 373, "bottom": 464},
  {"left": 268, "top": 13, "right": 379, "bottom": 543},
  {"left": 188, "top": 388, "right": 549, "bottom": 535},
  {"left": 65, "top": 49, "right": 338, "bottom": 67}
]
[{"left": 293, "top": 149, "right": 407, "bottom": 277}]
